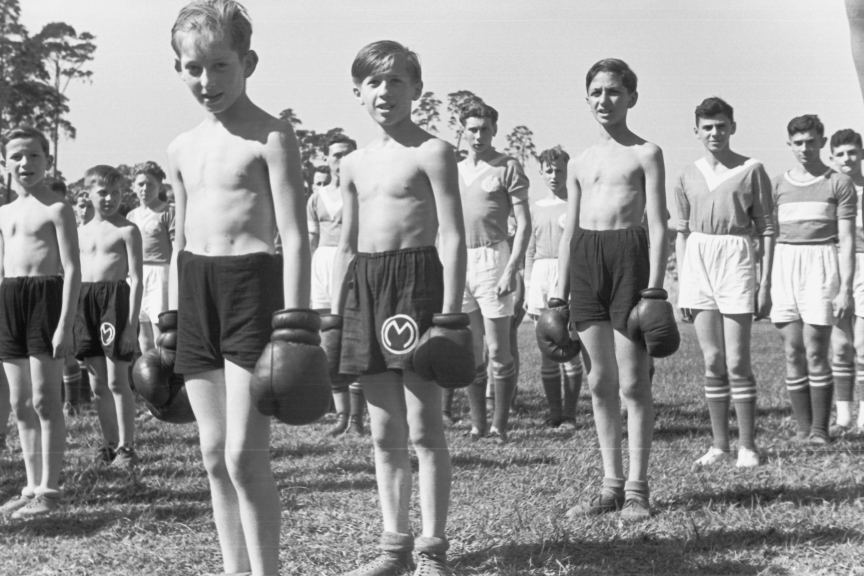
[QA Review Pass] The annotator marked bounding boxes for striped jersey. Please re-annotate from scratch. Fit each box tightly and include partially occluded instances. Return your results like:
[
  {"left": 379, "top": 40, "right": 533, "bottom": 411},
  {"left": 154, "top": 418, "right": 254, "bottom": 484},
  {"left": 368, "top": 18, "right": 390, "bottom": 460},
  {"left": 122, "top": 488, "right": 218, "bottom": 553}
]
[
  {"left": 772, "top": 169, "right": 857, "bottom": 244},
  {"left": 459, "top": 152, "right": 529, "bottom": 249},
  {"left": 526, "top": 195, "right": 567, "bottom": 279},
  {"left": 307, "top": 186, "right": 342, "bottom": 247}
]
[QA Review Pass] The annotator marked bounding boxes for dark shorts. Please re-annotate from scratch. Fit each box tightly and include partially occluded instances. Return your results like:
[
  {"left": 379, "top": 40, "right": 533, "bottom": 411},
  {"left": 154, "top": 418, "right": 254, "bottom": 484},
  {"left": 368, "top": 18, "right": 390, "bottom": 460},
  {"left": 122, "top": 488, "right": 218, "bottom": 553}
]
[
  {"left": 341, "top": 246, "right": 444, "bottom": 376},
  {"left": 0, "top": 276, "right": 63, "bottom": 360},
  {"left": 570, "top": 226, "right": 650, "bottom": 333},
  {"left": 74, "top": 280, "right": 134, "bottom": 362},
  {"left": 174, "top": 251, "right": 283, "bottom": 375}
]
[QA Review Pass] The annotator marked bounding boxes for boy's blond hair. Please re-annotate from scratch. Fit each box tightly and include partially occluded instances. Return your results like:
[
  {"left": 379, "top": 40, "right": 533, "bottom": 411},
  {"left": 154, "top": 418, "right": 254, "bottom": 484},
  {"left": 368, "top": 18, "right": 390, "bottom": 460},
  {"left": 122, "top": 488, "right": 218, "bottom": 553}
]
[
  {"left": 84, "top": 165, "right": 123, "bottom": 190},
  {"left": 1, "top": 126, "right": 50, "bottom": 158},
  {"left": 171, "top": 0, "right": 252, "bottom": 56}
]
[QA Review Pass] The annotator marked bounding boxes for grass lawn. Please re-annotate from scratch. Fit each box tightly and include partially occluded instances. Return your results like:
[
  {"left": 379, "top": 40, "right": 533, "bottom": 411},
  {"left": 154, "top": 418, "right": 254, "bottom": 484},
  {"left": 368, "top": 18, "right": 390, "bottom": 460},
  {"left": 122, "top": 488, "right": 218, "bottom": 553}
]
[{"left": 1, "top": 321, "right": 863, "bottom": 575}]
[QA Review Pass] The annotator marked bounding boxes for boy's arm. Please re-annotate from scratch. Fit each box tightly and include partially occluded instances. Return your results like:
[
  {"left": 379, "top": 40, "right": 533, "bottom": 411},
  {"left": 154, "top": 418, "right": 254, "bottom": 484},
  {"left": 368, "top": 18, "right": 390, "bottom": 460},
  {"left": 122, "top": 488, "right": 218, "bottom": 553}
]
[
  {"left": 754, "top": 167, "right": 776, "bottom": 319},
  {"left": 166, "top": 139, "right": 186, "bottom": 310},
  {"left": 836, "top": 219, "right": 855, "bottom": 319},
  {"left": 331, "top": 156, "right": 359, "bottom": 316},
  {"left": 498, "top": 201, "right": 530, "bottom": 297},
  {"left": 53, "top": 203, "right": 81, "bottom": 358},
  {"left": 643, "top": 145, "right": 669, "bottom": 290},
  {"left": 525, "top": 223, "right": 536, "bottom": 291},
  {"left": 124, "top": 224, "right": 144, "bottom": 349},
  {"left": 265, "top": 125, "right": 310, "bottom": 309},
  {"left": 307, "top": 195, "right": 320, "bottom": 254},
  {"left": 555, "top": 158, "right": 581, "bottom": 301},
  {"left": 0, "top": 211, "right": 5, "bottom": 284}
]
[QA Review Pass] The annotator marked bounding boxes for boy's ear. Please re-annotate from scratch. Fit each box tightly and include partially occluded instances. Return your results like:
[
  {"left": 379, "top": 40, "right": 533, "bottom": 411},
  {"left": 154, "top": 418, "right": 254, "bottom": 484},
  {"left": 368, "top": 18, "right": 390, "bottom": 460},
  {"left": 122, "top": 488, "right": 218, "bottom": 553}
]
[
  {"left": 412, "top": 79, "right": 424, "bottom": 101},
  {"left": 352, "top": 84, "right": 363, "bottom": 104},
  {"left": 819, "top": 135, "right": 828, "bottom": 149},
  {"left": 243, "top": 49, "right": 259, "bottom": 78},
  {"left": 492, "top": 123, "right": 498, "bottom": 137},
  {"left": 730, "top": 121, "right": 737, "bottom": 136},
  {"left": 46, "top": 155, "right": 54, "bottom": 170},
  {"left": 627, "top": 90, "right": 639, "bottom": 108},
  {"left": 174, "top": 58, "right": 181, "bottom": 74}
]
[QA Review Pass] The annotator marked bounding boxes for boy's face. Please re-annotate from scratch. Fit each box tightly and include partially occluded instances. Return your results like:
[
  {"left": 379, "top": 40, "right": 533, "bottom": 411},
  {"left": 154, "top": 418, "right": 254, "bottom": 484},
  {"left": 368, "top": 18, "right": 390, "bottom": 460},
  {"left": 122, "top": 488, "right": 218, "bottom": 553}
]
[
  {"left": 312, "top": 171, "right": 330, "bottom": 190},
  {"left": 353, "top": 55, "right": 422, "bottom": 126},
  {"left": 787, "top": 129, "right": 826, "bottom": 165},
  {"left": 87, "top": 181, "right": 122, "bottom": 218},
  {"left": 540, "top": 158, "right": 567, "bottom": 192},
  {"left": 327, "top": 142, "right": 354, "bottom": 178},
  {"left": 175, "top": 32, "right": 256, "bottom": 115},
  {"left": 831, "top": 143, "right": 863, "bottom": 177},
  {"left": 134, "top": 173, "right": 161, "bottom": 206},
  {"left": 463, "top": 117, "right": 497, "bottom": 155},
  {"left": 75, "top": 196, "right": 93, "bottom": 224},
  {"left": 695, "top": 115, "right": 736, "bottom": 152},
  {"left": 1, "top": 137, "right": 52, "bottom": 188},
  {"left": 586, "top": 71, "right": 636, "bottom": 126}
]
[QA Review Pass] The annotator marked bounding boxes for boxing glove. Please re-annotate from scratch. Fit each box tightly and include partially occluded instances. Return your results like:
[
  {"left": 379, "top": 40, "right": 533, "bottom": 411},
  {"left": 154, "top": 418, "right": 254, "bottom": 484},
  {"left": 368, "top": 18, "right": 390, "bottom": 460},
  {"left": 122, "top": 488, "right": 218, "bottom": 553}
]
[
  {"left": 413, "top": 313, "right": 475, "bottom": 388},
  {"left": 132, "top": 310, "right": 196, "bottom": 424},
  {"left": 627, "top": 288, "right": 681, "bottom": 358},
  {"left": 535, "top": 298, "right": 581, "bottom": 363},
  {"left": 320, "top": 313, "right": 348, "bottom": 384},
  {"left": 251, "top": 309, "right": 332, "bottom": 425}
]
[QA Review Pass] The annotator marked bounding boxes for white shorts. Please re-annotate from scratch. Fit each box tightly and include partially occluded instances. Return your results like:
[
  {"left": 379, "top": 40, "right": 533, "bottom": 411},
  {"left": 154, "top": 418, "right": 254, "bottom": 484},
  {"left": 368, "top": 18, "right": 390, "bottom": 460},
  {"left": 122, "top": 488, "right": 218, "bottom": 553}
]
[
  {"left": 311, "top": 246, "right": 337, "bottom": 310},
  {"left": 770, "top": 243, "right": 839, "bottom": 326},
  {"left": 854, "top": 253, "right": 864, "bottom": 318},
  {"left": 140, "top": 263, "right": 169, "bottom": 324},
  {"left": 463, "top": 241, "right": 515, "bottom": 319},
  {"left": 678, "top": 232, "right": 755, "bottom": 314},
  {"left": 526, "top": 258, "right": 559, "bottom": 316}
]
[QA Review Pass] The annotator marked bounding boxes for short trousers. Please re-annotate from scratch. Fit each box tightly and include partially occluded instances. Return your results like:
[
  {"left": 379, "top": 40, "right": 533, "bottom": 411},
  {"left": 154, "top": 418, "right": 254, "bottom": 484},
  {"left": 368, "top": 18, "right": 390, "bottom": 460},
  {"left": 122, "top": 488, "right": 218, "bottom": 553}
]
[
  {"left": 853, "top": 252, "right": 864, "bottom": 319},
  {"left": 311, "top": 245, "right": 337, "bottom": 310},
  {"left": 526, "top": 258, "right": 560, "bottom": 316},
  {"left": 0, "top": 276, "right": 63, "bottom": 360},
  {"left": 174, "top": 251, "right": 283, "bottom": 375},
  {"left": 678, "top": 232, "right": 756, "bottom": 314},
  {"left": 462, "top": 241, "right": 515, "bottom": 318},
  {"left": 74, "top": 280, "right": 134, "bottom": 362},
  {"left": 569, "top": 226, "right": 650, "bottom": 333},
  {"left": 340, "top": 246, "right": 444, "bottom": 376},
  {"left": 140, "top": 263, "right": 169, "bottom": 323},
  {"left": 770, "top": 243, "right": 839, "bottom": 326}
]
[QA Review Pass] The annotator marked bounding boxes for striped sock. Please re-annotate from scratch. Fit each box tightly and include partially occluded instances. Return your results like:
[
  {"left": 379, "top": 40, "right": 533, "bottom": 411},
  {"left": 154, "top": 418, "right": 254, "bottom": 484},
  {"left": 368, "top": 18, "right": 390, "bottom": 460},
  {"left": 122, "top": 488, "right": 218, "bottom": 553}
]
[
  {"left": 856, "top": 368, "right": 864, "bottom": 404},
  {"left": 467, "top": 363, "right": 488, "bottom": 433},
  {"left": 540, "top": 363, "right": 562, "bottom": 424},
  {"left": 562, "top": 356, "right": 584, "bottom": 420},
  {"left": 731, "top": 375, "right": 757, "bottom": 450},
  {"left": 785, "top": 375, "right": 811, "bottom": 436},
  {"left": 63, "top": 366, "right": 82, "bottom": 406},
  {"left": 492, "top": 361, "right": 518, "bottom": 432},
  {"left": 809, "top": 371, "right": 833, "bottom": 441},
  {"left": 705, "top": 375, "right": 731, "bottom": 449},
  {"left": 832, "top": 361, "right": 855, "bottom": 403}
]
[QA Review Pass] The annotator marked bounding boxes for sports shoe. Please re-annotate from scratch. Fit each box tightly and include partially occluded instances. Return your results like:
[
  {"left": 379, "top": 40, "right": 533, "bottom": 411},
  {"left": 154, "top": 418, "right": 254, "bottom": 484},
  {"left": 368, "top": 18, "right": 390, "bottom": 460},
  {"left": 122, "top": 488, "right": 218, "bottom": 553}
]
[
  {"left": 346, "top": 415, "right": 365, "bottom": 436},
  {"left": 620, "top": 496, "right": 651, "bottom": 523},
  {"left": 808, "top": 432, "right": 832, "bottom": 446},
  {"left": 558, "top": 418, "right": 577, "bottom": 431},
  {"left": 487, "top": 428, "right": 508, "bottom": 445},
  {"left": 95, "top": 445, "right": 117, "bottom": 465},
  {"left": 11, "top": 493, "right": 61, "bottom": 519},
  {"left": 414, "top": 551, "right": 453, "bottom": 576},
  {"left": 328, "top": 413, "right": 349, "bottom": 437},
  {"left": 0, "top": 493, "right": 34, "bottom": 516},
  {"left": 468, "top": 427, "right": 484, "bottom": 441},
  {"left": 343, "top": 551, "right": 415, "bottom": 576},
  {"left": 63, "top": 401, "right": 77, "bottom": 418},
  {"left": 566, "top": 492, "right": 625, "bottom": 518},
  {"left": 735, "top": 447, "right": 760, "bottom": 468},
  {"left": 694, "top": 447, "right": 730, "bottom": 467},
  {"left": 545, "top": 417, "right": 561, "bottom": 429},
  {"left": 114, "top": 445, "right": 139, "bottom": 468}
]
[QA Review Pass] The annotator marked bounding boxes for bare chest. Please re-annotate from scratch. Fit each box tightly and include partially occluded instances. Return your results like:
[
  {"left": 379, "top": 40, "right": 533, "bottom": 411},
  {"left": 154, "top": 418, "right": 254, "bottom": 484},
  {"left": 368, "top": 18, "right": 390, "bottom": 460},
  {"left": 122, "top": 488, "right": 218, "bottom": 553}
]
[
  {"left": 1, "top": 205, "right": 55, "bottom": 242},
  {"left": 580, "top": 150, "right": 644, "bottom": 192},
  {"left": 353, "top": 151, "right": 430, "bottom": 200},
  {"left": 79, "top": 226, "right": 125, "bottom": 257},
  {"left": 179, "top": 135, "right": 267, "bottom": 196}
]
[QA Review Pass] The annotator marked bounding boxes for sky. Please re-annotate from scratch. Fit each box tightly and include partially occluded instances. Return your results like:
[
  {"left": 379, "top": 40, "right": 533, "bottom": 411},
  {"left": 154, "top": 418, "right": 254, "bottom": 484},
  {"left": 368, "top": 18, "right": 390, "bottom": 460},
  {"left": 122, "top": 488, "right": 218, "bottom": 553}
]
[{"left": 15, "top": 0, "right": 864, "bottom": 214}]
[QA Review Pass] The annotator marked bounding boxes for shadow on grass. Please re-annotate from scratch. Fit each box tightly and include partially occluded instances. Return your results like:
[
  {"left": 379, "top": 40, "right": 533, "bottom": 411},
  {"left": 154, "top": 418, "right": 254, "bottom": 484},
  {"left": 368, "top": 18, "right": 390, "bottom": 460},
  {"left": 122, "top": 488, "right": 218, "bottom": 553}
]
[
  {"left": 671, "top": 483, "right": 864, "bottom": 509},
  {"left": 271, "top": 443, "right": 339, "bottom": 460},
  {"left": 451, "top": 454, "right": 558, "bottom": 470}
]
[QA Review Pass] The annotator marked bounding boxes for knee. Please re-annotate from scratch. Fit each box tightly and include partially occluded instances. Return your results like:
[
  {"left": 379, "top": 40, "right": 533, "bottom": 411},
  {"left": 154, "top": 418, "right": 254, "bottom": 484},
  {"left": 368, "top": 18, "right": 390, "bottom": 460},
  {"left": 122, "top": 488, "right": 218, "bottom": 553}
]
[
  {"left": 199, "top": 444, "right": 228, "bottom": 479},
  {"left": 31, "top": 394, "right": 60, "bottom": 420},
  {"left": 703, "top": 350, "right": 726, "bottom": 377},
  {"left": 225, "top": 449, "right": 264, "bottom": 486},
  {"left": 783, "top": 343, "right": 806, "bottom": 367},
  {"left": 805, "top": 347, "right": 829, "bottom": 370},
  {"left": 486, "top": 342, "right": 512, "bottom": 367},
  {"left": 409, "top": 426, "right": 445, "bottom": 456},
  {"left": 620, "top": 377, "right": 649, "bottom": 403},
  {"left": 490, "top": 359, "right": 516, "bottom": 381},
  {"left": 587, "top": 372, "right": 617, "bottom": 401}
]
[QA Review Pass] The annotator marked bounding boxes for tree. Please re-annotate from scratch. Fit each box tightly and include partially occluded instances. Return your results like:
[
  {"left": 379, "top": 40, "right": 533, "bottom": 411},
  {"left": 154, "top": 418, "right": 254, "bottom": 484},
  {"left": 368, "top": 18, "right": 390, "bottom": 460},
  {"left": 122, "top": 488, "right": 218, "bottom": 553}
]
[
  {"left": 446, "top": 90, "right": 483, "bottom": 150},
  {"left": 279, "top": 107, "right": 302, "bottom": 128},
  {"left": 412, "top": 91, "right": 441, "bottom": 133},
  {"left": 34, "top": 22, "right": 96, "bottom": 176},
  {"left": 504, "top": 125, "right": 537, "bottom": 167}
]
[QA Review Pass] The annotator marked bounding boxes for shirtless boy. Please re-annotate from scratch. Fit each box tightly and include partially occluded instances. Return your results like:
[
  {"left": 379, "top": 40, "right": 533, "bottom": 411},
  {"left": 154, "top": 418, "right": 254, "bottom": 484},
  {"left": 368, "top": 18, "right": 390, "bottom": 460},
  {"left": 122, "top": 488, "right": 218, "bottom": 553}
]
[
  {"left": 75, "top": 165, "right": 143, "bottom": 467},
  {"left": 0, "top": 126, "right": 81, "bottom": 518},
  {"left": 675, "top": 97, "right": 775, "bottom": 467},
  {"left": 167, "top": 1, "right": 310, "bottom": 573},
  {"left": 554, "top": 59, "right": 670, "bottom": 522},
  {"left": 526, "top": 146, "right": 584, "bottom": 429},
  {"left": 330, "top": 40, "right": 469, "bottom": 576},
  {"left": 771, "top": 115, "right": 856, "bottom": 445},
  {"left": 829, "top": 128, "right": 864, "bottom": 431}
]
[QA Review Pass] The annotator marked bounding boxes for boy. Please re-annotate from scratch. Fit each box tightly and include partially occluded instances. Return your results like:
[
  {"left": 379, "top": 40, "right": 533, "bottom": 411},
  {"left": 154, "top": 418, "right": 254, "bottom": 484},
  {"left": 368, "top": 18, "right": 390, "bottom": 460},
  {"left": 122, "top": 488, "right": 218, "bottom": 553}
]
[
  {"left": 771, "top": 115, "right": 856, "bottom": 445},
  {"left": 168, "top": 1, "right": 310, "bottom": 574},
  {"left": 330, "top": 40, "right": 468, "bottom": 576},
  {"left": 308, "top": 134, "right": 366, "bottom": 437},
  {"left": 75, "top": 165, "right": 143, "bottom": 466},
  {"left": 525, "top": 146, "right": 584, "bottom": 429},
  {"left": 0, "top": 126, "right": 81, "bottom": 518},
  {"left": 74, "top": 190, "right": 94, "bottom": 226},
  {"left": 829, "top": 128, "right": 864, "bottom": 431},
  {"left": 312, "top": 164, "right": 331, "bottom": 192},
  {"left": 554, "top": 59, "right": 669, "bottom": 522},
  {"left": 675, "top": 97, "right": 775, "bottom": 468},
  {"left": 458, "top": 102, "right": 531, "bottom": 442},
  {"left": 127, "top": 161, "right": 174, "bottom": 354}
]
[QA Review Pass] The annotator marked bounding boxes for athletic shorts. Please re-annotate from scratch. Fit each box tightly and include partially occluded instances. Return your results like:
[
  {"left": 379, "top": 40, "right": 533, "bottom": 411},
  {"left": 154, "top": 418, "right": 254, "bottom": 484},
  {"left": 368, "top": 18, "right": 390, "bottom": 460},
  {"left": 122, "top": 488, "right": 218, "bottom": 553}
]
[
  {"left": 569, "top": 226, "right": 650, "bottom": 333},
  {"left": 770, "top": 243, "right": 838, "bottom": 326},
  {"left": 74, "top": 280, "right": 134, "bottom": 362},
  {"left": 462, "top": 241, "right": 515, "bottom": 319},
  {"left": 311, "top": 245, "right": 337, "bottom": 310},
  {"left": 340, "top": 246, "right": 444, "bottom": 376},
  {"left": 855, "top": 253, "right": 864, "bottom": 318},
  {"left": 0, "top": 276, "right": 63, "bottom": 360},
  {"left": 174, "top": 251, "right": 283, "bottom": 375},
  {"left": 526, "top": 258, "right": 559, "bottom": 316},
  {"left": 140, "top": 263, "right": 169, "bottom": 323},
  {"left": 678, "top": 232, "right": 756, "bottom": 314}
]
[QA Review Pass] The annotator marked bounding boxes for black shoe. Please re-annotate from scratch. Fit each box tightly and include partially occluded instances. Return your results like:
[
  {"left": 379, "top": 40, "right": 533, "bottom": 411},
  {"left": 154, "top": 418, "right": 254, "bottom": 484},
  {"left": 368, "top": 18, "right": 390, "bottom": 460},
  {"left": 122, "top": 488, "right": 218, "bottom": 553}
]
[
  {"left": 96, "top": 445, "right": 117, "bottom": 465},
  {"left": 328, "top": 414, "right": 349, "bottom": 437}
]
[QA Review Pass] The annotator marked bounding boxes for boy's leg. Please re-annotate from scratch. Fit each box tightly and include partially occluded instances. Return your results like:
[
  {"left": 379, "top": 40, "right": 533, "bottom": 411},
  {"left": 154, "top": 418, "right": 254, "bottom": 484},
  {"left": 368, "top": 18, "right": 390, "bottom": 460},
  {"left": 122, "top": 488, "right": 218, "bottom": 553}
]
[
  {"left": 831, "top": 316, "right": 855, "bottom": 428},
  {"left": 329, "top": 383, "right": 350, "bottom": 436},
  {"left": 803, "top": 323, "right": 834, "bottom": 443},
  {"left": 561, "top": 356, "right": 583, "bottom": 426},
  {"left": 0, "top": 366, "right": 10, "bottom": 449},
  {"left": 85, "top": 357, "right": 120, "bottom": 457},
  {"left": 723, "top": 313, "right": 758, "bottom": 466},
  {"left": 106, "top": 358, "right": 136, "bottom": 454},
  {"left": 138, "top": 320, "right": 156, "bottom": 354},
  {"left": 30, "top": 355, "right": 65, "bottom": 492},
  {"left": 62, "top": 355, "right": 82, "bottom": 416},
  {"left": 540, "top": 354, "right": 563, "bottom": 427},
  {"left": 465, "top": 309, "right": 487, "bottom": 437},
  {"left": 776, "top": 321, "right": 811, "bottom": 439},
  {"left": 347, "top": 382, "right": 366, "bottom": 435},
  {"left": 4, "top": 359, "right": 41, "bottom": 493},
  {"left": 692, "top": 310, "right": 731, "bottom": 462},
  {"left": 854, "top": 317, "right": 864, "bottom": 428},
  {"left": 485, "top": 315, "right": 516, "bottom": 438}
]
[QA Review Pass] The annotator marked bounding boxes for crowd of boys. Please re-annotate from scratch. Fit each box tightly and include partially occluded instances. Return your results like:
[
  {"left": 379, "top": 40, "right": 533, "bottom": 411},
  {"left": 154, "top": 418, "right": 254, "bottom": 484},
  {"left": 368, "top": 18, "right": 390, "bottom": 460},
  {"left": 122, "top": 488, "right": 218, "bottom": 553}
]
[{"left": 0, "top": 1, "right": 861, "bottom": 575}]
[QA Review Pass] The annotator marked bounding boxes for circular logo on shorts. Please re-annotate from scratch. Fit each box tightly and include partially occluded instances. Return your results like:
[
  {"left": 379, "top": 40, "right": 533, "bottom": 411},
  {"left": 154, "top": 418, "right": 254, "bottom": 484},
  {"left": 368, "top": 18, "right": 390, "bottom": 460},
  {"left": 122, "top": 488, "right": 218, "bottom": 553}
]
[
  {"left": 100, "top": 322, "right": 116, "bottom": 346},
  {"left": 381, "top": 315, "right": 419, "bottom": 355},
  {"left": 557, "top": 214, "right": 567, "bottom": 229},
  {"left": 481, "top": 176, "right": 502, "bottom": 193}
]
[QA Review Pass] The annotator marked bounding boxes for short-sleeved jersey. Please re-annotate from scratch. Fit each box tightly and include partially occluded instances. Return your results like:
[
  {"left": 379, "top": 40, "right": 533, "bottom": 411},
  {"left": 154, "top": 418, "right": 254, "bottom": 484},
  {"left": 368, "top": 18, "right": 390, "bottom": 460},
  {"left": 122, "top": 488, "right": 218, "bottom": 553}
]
[
  {"left": 307, "top": 187, "right": 342, "bottom": 248},
  {"left": 675, "top": 158, "right": 775, "bottom": 237},
  {"left": 773, "top": 169, "right": 857, "bottom": 244},
  {"left": 127, "top": 204, "right": 175, "bottom": 264},
  {"left": 855, "top": 184, "right": 864, "bottom": 253},
  {"left": 527, "top": 196, "right": 567, "bottom": 261},
  {"left": 459, "top": 152, "right": 529, "bottom": 249}
]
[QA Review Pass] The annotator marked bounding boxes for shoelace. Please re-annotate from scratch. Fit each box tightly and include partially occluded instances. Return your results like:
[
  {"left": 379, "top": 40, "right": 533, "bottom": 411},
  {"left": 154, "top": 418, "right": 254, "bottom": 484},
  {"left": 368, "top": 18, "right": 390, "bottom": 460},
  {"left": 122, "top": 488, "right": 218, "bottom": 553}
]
[{"left": 414, "top": 552, "right": 450, "bottom": 576}]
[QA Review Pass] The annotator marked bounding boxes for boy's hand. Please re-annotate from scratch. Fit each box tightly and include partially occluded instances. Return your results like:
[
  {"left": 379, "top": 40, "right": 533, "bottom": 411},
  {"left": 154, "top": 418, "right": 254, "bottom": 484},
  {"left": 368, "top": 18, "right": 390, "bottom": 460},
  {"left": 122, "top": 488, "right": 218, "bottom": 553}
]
[
  {"left": 52, "top": 326, "right": 74, "bottom": 359},
  {"left": 833, "top": 289, "right": 853, "bottom": 320},
  {"left": 679, "top": 308, "right": 694, "bottom": 323},
  {"left": 120, "top": 323, "right": 137, "bottom": 356},
  {"left": 754, "top": 284, "right": 772, "bottom": 321},
  {"left": 495, "top": 266, "right": 517, "bottom": 298}
]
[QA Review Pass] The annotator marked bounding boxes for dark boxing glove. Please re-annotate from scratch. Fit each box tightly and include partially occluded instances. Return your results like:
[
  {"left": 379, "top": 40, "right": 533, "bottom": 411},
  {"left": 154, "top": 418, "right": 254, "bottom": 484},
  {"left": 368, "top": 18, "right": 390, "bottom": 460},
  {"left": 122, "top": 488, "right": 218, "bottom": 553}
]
[
  {"left": 627, "top": 288, "right": 681, "bottom": 358},
  {"left": 251, "top": 309, "right": 332, "bottom": 425},
  {"left": 132, "top": 310, "right": 196, "bottom": 424},
  {"left": 413, "top": 313, "right": 475, "bottom": 388},
  {"left": 320, "top": 313, "right": 349, "bottom": 385},
  {"left": 535, "top": 298, "right": 581, "bottom": 363}
]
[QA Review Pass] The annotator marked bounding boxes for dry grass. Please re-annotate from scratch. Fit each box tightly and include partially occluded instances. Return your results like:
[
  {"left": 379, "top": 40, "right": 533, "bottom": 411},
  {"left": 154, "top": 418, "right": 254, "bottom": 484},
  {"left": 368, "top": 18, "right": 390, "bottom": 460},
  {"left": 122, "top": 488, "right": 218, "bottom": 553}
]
[{"left": 1, "top": 322, "right": 863, "bottom": 575}]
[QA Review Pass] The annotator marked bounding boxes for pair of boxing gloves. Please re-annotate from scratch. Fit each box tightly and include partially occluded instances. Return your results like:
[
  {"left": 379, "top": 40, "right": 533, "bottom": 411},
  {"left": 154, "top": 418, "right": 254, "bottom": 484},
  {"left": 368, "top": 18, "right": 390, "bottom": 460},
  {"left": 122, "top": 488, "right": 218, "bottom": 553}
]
[
  {"left": 321, "top": 313, "right": 476, "bottom": 389},
  {"left": 535, "top": 288, "right": 680, "bottom": 362}
]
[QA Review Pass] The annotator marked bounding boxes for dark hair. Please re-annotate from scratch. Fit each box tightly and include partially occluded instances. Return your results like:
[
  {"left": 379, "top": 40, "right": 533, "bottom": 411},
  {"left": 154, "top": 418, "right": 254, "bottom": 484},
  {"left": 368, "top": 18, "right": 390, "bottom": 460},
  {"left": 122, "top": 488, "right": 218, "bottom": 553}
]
[
  {"left": 313, "top": 165, "right": 331, "bottom": 175},
  {"left": 695, "top": 97, "right": 734, "bottom": 124},
  {"left": 325, "top": 134, "right": 357, "bottom": 155},
  {"left": 351, "top": 40, "right": 421, "bottom": 84},
  {"left": 171, "top": 0, "right": 252, "bottom": 56},
  {"left": 84, "top": 165, "right": 124, "bottom": 190},
  {"left": 537, "top": 145, "right": 570, "bottom": 167},
  {"left": 787, "top": 114, "right": 824, "bottom": 138},
  {"left": 831, "top": 128, "right": 863, "bottom": 151},
  {"left": 133, "top": 161, "right": 167, "bottom": 183},
  {"left": 1, "top": 126, "right": 50, "bottom": 158},
  {"left": 459, "top": 102, "right": 499, "bottom": 126},
  {"left": 48, "top": 179, "right": 67, "bottom": 196},
  {"left": 586, "top": 58, "right": 637, "bottom": 94}
]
